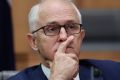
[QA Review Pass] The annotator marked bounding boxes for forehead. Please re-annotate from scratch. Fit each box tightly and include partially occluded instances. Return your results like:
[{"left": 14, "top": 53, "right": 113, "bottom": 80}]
[{"left": 38, "top": 0, "right": 80, "bottom": 25}]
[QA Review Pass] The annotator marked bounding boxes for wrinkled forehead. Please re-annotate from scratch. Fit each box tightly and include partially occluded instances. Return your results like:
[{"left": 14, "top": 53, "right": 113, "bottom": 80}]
[{"left": 38, "top": 0, "right": 82, "bottom": 25}]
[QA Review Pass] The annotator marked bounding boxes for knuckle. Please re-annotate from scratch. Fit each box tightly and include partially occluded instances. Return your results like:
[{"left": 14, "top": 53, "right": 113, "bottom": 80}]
[{"left": 60, "top": 42, "right": 66, "bottom": 47}]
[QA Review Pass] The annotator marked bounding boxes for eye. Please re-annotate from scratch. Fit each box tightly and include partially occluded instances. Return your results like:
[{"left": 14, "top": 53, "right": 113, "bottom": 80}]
[
  {"left": 69, "top": 25, "right": 75, "bottom": 29},
  {"left": 45, "top": 24, "right": 59, "bottom": 32},
  {"left": 68, "top": 24, "right": 78, "bottom": 30},
  {"left": 48, "top": 27, "right": 56, "bottom": 31}
]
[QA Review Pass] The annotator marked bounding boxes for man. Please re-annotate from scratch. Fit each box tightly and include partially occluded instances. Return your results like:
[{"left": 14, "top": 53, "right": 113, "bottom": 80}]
[{"left": 8, "top": 0, "right": 120, "bottom": 80}]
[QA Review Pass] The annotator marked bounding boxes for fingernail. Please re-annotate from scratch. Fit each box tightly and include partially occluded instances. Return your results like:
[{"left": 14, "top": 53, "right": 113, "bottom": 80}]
[{"left": 69, "top": 35, "right": 74, "bottom": 40}]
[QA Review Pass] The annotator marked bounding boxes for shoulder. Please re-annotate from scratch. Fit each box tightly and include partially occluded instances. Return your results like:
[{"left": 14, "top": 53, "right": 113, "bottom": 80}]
[
  {"left": 7, "top": 65, "right": 41, "bottom": 80},
  {"left": 80, "top": 59, "right": 120, "bottom": 69},
  {"left": 80, "top": 59, "right": 120, "bottom": 80}
]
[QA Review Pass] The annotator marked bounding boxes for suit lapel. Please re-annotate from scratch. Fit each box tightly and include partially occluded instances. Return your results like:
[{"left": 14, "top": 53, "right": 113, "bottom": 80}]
[
  {"left": 29, "top": 64, "right": 48, "bottom": 80},
  {"left": 79, "top": 64, "right": 91, "bottom": 80},
  {"left": 29, "top": 60, "right": 104, "bottom": 80},
  {"left": 79, "top": 60, "right": 103, "bottom": 80}
]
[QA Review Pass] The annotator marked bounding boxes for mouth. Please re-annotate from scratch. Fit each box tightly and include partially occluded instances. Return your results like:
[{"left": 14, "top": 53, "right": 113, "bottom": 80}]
[
  {"left": 65, "top": 46, "right": 75, "bottom": 53},
  {"left": 66, "top": 45, "right": 74, "bottom": 49},
  {"left": 67, "top": 46, "right": 73, "bottom": 48},
  {"left": 53, "top": 45, "right": 74, "bottom": 53},
  {"left": 53, "top": 42, "right": 74, "bottom": 53}
]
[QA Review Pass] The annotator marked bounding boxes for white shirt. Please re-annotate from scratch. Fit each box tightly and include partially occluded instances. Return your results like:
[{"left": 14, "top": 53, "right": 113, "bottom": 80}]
[{"left": 41, "top": 64, "right": 80, "bottom": 80}]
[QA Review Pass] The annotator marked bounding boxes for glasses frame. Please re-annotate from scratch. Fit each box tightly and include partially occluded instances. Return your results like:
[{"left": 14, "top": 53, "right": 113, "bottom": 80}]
[{"left": 32, "top": 23, "right": 83, "bottom": 36}]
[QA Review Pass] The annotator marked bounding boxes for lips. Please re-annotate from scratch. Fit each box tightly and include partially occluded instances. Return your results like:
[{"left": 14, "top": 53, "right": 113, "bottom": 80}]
[
  {"left": 53, "top": 46, "right": 73, "bottom": 53},
  {"left": 66, "top": 45, "right": 74, "bottom": 50},
  {"left": 67, "top": 45, "right": 73, "bottom": 49},
  {"left": 52, "top": 42, "right": 74, "bottom": 53}
]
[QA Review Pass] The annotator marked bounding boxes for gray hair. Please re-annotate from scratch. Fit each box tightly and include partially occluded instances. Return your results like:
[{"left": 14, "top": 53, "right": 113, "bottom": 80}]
[
  {"left": 28, "top": 0, "right": 82, "bottom": 32},
  {"left": 28, "top": 4, "right": 40, "bottom": 32}
]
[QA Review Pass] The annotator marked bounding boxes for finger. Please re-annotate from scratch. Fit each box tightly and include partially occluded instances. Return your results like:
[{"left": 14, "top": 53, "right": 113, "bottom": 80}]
[
  {"left": 73, "top": 65, "right": 79, "bottom": 78},
  {"left": 57, "top": 36, "right": 74, "bottom": 53},
  {"left": 66, "top": 53, "right": 79, "bottom": 78},
  {"left": 66, "top": 53, "right": 79, "bottom": 62},
  {"left": 46, "top": 60, "right": 53, "bottom": 68}
]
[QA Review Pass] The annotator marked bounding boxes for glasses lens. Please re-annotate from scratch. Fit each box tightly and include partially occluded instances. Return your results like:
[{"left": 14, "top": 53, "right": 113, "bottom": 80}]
[
  {"left": 44, "top": 24, "right": 60, "bottom": 36},
  {"left": 65, "top": 23, "right": 80, "bottom": 34}
]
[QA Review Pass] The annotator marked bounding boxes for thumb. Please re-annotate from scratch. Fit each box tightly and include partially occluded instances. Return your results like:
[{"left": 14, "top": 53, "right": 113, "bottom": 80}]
[
  {"left": 46, "top": 60, "right": 54, "bottom": 73},
  {"left": 46, "top": 60, "right": 53, "bottom": 68}
]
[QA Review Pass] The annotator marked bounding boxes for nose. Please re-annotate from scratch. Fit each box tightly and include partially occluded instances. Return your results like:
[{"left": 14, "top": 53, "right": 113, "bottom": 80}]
[{"left": 58, "top": 27, "right": 67, "bottom": 42}]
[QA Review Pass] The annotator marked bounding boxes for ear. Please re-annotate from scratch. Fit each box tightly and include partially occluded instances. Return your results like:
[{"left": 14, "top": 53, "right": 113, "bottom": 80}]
[
  {"left": 80, "top": 28, "right": 85, "bottom": 41},
  {"left": 26, "top": 33, "right": 38, "bottom": 51}
]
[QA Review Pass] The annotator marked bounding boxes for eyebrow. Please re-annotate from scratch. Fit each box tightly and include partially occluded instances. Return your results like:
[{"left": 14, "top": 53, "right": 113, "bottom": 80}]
[{"left": 46, "top": 20, "right": 77, "bottom": 25}]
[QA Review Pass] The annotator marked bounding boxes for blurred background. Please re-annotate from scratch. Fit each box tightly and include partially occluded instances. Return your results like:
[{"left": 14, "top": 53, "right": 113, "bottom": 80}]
[{"left": 0, "top": 0, "right": 120, "bottom": 71}]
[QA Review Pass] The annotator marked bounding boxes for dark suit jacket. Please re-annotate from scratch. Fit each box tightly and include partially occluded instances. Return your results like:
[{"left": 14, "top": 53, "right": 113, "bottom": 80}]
[{"left": 8, "top": 59, "right": 120, "bottom": 80}]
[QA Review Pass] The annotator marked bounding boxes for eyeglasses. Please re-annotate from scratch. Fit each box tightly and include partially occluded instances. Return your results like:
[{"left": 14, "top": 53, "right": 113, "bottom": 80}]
[{"left": 32, "top": 23, "right": 83, "bottom": 36}]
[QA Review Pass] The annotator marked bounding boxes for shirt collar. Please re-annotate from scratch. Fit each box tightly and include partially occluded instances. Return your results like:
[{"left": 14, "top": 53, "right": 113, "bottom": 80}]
[{"left": 41, "top": 64, "right": 80, "bottom": 80}]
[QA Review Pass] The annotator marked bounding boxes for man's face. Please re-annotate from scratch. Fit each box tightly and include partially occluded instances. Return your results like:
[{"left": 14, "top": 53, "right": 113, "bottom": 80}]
[{"left": 34, "top": 1, "right": 85, "bottom": 61}]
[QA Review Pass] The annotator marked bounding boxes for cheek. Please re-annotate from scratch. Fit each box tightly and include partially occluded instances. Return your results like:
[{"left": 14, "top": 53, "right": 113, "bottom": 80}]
[
  {"left": 37, "top": 36, "right": 57, "bottom": 60},
  {"left": 73, "top": 34, "right": 83, "bottom": 54},
  {"left": 74, "top": 38, "right": 80, "bottom": 49}
]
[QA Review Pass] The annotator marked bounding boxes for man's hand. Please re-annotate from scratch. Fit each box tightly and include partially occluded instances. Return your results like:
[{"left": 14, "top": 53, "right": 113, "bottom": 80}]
[{"left": 49, "top": 36, "right": 79, "bottom": 80}]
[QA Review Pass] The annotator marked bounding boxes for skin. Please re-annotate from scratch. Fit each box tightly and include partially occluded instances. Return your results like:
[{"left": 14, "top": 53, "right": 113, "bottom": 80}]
[{"left": 27, "top": 0, "right": 85, "bottom": 80}]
